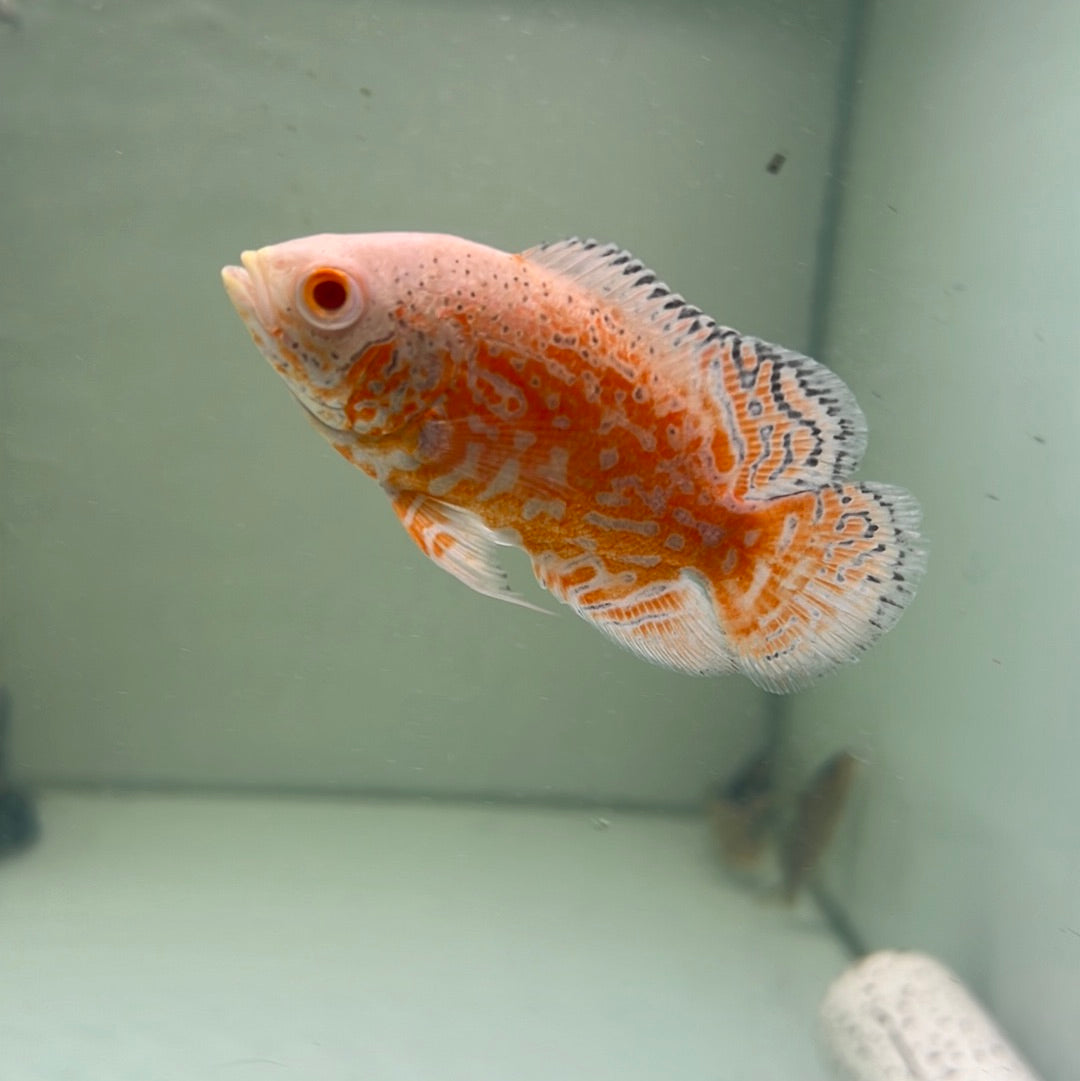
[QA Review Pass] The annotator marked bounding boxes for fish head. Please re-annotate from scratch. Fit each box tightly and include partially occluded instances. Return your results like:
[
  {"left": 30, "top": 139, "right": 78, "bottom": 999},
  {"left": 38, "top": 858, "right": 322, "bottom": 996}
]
[{"left": 222, "top": 232, "right": 452, "bottom": 435}]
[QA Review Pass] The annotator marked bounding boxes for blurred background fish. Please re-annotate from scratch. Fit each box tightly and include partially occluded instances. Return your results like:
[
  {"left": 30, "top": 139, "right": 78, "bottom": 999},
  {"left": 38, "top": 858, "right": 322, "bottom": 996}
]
[
  {"left": 780, "top": 750, "right": 859, "bottom": 903},
  {"left": 0, "top": 0, "right": 20, "bottom": 29},
  {"left": 0, "top": 688, "right": 38, "bottom": 858},
  {"left": 710, "top": 746, "right": 859, "bottom": 905},
  {"left": 710, "top": 745, "right": 776, "bottom": 871}
]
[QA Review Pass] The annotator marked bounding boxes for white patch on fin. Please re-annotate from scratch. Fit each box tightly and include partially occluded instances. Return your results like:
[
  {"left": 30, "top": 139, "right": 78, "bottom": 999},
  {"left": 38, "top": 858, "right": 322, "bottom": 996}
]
[{"left": 389, "top": 491, "right": 551, "bottom": 614}]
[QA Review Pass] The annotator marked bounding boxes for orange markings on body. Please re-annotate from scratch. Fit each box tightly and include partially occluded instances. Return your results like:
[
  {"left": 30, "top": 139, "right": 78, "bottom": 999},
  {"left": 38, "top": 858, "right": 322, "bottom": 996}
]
[{"left": 222, "top": 232, "right": 925, "bottom": 691}]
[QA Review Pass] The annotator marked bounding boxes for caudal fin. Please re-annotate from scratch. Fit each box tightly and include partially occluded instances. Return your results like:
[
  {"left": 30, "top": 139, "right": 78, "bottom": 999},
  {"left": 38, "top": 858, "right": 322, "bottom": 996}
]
[{"left": 724, "top": 483, "right": 926, "bottom": 693}]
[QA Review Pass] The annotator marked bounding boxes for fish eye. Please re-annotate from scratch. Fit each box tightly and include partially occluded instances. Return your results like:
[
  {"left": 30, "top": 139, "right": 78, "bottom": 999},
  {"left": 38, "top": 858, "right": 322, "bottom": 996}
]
[{"left": 298, "top": 267, "right": 364, "bottom": 330}]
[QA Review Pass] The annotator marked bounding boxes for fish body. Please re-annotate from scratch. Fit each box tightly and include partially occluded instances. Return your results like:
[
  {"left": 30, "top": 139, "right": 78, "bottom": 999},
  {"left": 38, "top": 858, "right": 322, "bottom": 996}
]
[{"left": 222, "top": 233, "right": 925, "bottom": 691}]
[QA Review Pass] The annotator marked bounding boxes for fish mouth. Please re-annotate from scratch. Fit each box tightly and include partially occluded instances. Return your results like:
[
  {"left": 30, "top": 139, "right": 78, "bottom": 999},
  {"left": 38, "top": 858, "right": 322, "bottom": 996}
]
[
  {"left": 222, "top": 249, "right": 352, "bottom": 438},
  {"left": 221, "top": 250, "right": 274, "bottom": 331}
]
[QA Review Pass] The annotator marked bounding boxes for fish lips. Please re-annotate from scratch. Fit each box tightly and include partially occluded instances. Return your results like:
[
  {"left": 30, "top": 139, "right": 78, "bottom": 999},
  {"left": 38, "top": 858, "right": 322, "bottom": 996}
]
[{"left": 220, "top": 250, "right": 279, "bottom": 334}]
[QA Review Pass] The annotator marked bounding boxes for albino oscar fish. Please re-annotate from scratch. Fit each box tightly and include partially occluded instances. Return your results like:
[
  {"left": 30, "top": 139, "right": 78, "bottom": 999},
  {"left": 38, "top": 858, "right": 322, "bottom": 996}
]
[{"left": 221, "top": 233, "right": 926, "bottom": 692}]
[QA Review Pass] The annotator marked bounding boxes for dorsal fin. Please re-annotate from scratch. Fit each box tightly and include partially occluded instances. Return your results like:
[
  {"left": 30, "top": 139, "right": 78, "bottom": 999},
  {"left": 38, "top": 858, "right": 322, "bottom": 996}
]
[
  {"left": 703, "top": 334, "right": 868, "bottom": 499},
  {"left": 522, "top": 237, "right": 693, "bottom": 324},
  {"left": 521, "top": 237, "right": 868, "bottom": 499}
]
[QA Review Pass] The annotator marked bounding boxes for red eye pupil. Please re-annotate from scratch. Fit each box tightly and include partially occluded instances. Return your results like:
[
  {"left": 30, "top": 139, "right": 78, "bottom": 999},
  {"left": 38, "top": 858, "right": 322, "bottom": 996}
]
[
  {"left": 312, "top": 277, "right": 348, "bottom": 311},
  {"left": 301, "top": 269, "right": 359, "bottom": 326}
]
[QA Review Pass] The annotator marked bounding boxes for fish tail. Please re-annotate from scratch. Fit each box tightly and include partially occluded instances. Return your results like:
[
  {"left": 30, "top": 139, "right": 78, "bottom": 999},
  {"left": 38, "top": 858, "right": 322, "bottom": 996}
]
[{"left": 719, "top": 483, "right": 926, "bottom": 692}]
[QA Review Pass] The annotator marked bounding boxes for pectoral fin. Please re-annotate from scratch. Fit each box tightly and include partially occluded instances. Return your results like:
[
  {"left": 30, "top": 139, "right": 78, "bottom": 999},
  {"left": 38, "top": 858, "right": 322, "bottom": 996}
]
[{"left": 388, "top": 490, "right": 550, "bottom": 614}]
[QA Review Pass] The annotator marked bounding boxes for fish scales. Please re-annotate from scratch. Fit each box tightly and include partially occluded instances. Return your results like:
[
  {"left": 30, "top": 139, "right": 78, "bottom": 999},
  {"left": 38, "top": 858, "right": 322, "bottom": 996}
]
[{"left": 222, "top": 233, "right": 926, "bottom": 692}]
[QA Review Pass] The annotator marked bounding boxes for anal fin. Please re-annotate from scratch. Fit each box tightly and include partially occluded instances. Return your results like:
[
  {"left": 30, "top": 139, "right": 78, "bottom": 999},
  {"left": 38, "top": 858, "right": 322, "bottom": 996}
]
[{"left": 531, "top": 549, "right": 739, "bottom": 676}]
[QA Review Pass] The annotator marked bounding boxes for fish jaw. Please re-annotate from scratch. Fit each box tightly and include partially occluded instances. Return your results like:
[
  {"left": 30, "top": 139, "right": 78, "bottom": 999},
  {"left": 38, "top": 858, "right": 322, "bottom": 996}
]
[
  {"left": 221, "top": 236, "right": 468, "bottom": 441},
  {"left": 221, "top": 251, "right": 279, "bottom": 373},
  {"left": 221, "top": 250, "right": 278, "bottom": 346},
  {"left": 221, "top": 251, "right": 354, "bottom": 433}
]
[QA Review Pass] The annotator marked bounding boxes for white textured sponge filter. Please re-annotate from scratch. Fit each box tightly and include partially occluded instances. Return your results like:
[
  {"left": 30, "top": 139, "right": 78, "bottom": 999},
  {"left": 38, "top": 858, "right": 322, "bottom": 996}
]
[{"left": 820, "top": 950, "right": 1043, "bottom": 1080}]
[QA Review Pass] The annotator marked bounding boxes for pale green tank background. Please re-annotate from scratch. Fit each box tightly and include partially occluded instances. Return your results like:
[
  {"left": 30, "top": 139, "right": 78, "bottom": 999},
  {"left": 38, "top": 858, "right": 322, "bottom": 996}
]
[
  {"left": 1, "top": 0, "right": 850, "bottom": 801},
  {"left": 1, "top": 0, "right": 1076, "bottom": 1078},
  {"left": 784, "top": 0, "right": 1080, "bottom": 1069}
]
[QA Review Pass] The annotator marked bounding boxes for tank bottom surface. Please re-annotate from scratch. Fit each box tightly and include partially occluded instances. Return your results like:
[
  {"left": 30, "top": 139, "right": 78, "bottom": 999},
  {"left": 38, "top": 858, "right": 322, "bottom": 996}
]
[{"left": 0, "top": 790, "right": 848, "bottom": 1080}]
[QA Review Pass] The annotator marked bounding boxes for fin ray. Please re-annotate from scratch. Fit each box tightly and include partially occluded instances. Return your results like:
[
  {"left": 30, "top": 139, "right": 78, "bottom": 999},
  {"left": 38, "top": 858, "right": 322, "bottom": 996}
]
[
  {"left": 530, "top": 550, "right": 740, "bottom": 677},
  {"left": 704, "top": 336, "right": 867, "bottom": 499},
  {"left": 723, "top": 482, "right": 927, "bottom": 692},
  {"left": 390, "top": 491, "right": 550, "bottom": 613}
]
